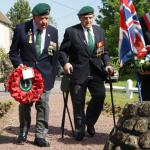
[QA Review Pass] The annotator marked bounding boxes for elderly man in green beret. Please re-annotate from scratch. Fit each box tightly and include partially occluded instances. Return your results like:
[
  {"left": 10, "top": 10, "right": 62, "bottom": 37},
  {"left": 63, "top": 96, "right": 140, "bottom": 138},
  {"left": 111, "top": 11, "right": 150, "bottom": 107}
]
[
  {"left": 9, "top": 3, "right": 58, "bottom": 147},
  {"left": 59, "top": 6, "right": 114, "bottom": 141}
]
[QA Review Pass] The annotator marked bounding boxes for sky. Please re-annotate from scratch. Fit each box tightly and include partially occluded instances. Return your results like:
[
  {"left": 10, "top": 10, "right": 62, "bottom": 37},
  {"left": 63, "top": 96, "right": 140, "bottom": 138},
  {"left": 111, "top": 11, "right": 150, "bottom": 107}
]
[{"left": 0, "top": 0, "right": 102, "bottom": 42}]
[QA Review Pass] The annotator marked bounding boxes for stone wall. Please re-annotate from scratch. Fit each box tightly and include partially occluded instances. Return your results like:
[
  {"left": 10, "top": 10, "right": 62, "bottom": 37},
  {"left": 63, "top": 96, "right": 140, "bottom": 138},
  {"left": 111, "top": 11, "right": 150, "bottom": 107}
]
[{"left": 104, "top": 102, "right": 150, "bottom": 150}]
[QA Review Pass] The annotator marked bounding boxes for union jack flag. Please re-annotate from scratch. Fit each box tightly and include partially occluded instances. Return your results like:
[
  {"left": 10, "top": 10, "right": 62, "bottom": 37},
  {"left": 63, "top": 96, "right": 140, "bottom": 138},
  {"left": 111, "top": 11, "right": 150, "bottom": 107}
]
[{"left": 119, "top": 0, "right": 146, "bottom": 66}]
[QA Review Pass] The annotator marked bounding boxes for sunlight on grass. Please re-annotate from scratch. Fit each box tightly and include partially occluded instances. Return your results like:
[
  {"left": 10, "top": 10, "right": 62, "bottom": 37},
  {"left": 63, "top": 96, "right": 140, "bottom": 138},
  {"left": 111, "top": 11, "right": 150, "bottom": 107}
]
[
  {"left": 105, "top": 91, "right": 139, "bottom": 108},
  {"left": 86, "top": 72, "right": 140, "bottom": 109},
  {"left": 86, "top": 91, "right": 139, "bottom": 109}
]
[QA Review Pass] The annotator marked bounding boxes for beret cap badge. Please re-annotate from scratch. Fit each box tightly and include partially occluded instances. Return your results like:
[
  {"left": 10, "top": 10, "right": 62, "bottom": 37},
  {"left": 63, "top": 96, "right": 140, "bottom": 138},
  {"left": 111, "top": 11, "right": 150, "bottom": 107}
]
[{"left": 32, "top": 3, "right": 51, "bottom": 16}]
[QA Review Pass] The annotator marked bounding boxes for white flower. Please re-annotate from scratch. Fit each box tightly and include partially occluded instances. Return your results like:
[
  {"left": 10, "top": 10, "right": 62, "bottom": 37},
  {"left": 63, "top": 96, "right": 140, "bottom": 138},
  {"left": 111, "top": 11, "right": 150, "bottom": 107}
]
[{"left": 139, "top": 59, "right": 145, "bottom": 64}]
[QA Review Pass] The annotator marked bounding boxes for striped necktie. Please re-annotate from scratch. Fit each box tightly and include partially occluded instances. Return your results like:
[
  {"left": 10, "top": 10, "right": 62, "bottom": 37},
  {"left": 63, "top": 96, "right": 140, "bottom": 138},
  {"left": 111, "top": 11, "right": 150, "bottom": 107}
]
[{"left": 35, "top": 29, "right": 41, "bottom": 58}]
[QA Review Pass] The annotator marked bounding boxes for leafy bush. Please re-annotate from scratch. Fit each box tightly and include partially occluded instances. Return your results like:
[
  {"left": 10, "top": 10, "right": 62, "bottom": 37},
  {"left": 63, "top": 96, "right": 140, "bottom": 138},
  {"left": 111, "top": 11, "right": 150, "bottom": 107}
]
[
  {"left": 0, "top": 48, "right": 13, "bottom": 82},
  {"left": 0, "top": 101, "right": 13, "bottom": 118}
]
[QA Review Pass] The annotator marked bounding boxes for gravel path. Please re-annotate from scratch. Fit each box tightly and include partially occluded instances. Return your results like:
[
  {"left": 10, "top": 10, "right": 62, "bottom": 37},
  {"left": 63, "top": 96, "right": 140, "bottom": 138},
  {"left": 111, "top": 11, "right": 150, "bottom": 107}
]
[{"left": 0, "top": 78, "right": 114, "bottom": 150}]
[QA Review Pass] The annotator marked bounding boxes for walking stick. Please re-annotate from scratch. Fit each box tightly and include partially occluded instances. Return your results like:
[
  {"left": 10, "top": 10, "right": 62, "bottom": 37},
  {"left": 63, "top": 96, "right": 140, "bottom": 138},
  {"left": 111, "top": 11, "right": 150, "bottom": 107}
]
[
  {"left": 108, "top": 75, "right": 116, "bottom": 128},
  {"left": 61, "top": 90, "right": 74, "bottom": 138},
  {"left": 61, "top": 75, "right": 74, "bottom": 138}
]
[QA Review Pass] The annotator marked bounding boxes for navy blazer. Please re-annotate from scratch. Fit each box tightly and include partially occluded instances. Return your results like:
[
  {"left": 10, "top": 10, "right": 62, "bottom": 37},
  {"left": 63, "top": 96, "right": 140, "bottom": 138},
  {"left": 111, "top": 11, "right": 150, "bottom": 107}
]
[
  {"left": 59, "top": 24, "right": 111, "bottom": 84},
  {"left": 9, "top": 20, "right": 58, "bottom": 90}
]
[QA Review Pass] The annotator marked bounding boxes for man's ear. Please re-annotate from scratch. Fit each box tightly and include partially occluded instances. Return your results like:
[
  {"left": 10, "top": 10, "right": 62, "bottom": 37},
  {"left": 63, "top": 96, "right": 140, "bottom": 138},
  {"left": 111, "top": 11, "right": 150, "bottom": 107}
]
[{"left": 79, "top": 16, "right": 82, "bottom": 21}]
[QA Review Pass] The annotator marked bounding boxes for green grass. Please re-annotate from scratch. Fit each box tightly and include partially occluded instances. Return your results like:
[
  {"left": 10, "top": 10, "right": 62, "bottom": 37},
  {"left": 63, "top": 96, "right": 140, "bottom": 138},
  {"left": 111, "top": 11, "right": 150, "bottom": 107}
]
[
  {"left": 86, "top": 91, "right": 139, "bottom": 109},
  {"left": 105, "top": 91, "right": 139, "bottom": 108},
  {"left": 86, "top": 73, "right": 139, "bottom": 109},
  {"left": 105, "top": 73, "right": 139, "bottom": 108},
  {"left": 107, "top": 73, "right": 137, "bottom": 87}
]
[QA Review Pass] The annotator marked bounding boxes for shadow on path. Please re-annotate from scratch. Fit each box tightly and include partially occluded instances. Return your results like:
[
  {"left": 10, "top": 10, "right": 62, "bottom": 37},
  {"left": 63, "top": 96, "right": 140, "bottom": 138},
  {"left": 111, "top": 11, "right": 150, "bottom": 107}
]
[
  {"left": 0, "top": 135, "right": 16, "bottom": 144},
  {"left": 1, "top": 125, "right": 109, "bottom": 145},
  {"left": 57, "top": 131, "right": 109, "bottom": 145}
]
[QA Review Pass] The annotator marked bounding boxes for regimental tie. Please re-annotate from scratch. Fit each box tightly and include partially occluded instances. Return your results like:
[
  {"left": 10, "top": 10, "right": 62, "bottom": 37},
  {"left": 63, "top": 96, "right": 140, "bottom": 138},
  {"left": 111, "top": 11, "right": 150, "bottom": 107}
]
[
  {"left": 35, "top": 29, "right": 41, "bottom": 58},
  {"left": 87, "top": 29, "right": 95, "bottom": 53}
]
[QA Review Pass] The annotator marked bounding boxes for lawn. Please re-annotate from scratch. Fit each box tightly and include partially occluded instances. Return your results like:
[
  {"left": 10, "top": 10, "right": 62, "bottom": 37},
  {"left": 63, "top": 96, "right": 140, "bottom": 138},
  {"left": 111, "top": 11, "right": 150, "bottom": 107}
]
[
  {"left": 105, "top": 91, "right": 139, "bottom": 108},
  {"left": 86, "top": 72, "right": 140, "bottom": 111},
  {"left": 104, "top": 72, "right": 139, "bottom": 108}
]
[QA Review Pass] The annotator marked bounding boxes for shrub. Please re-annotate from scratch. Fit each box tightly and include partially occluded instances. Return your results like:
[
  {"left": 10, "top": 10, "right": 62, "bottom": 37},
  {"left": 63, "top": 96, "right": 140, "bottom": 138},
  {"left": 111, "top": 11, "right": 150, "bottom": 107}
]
[
  {"left": 0, "top": 101, "right": 13, "bottom": 118},
  {"left": 0, "top": 48, "right": 13, "bottom": 82}
]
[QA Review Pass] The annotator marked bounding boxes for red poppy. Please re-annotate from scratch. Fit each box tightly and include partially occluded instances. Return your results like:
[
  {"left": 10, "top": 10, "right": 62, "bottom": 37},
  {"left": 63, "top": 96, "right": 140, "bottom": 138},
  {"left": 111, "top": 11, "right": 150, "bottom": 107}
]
[{"left": 6, "top": 65, "right": 44, "bottom": 104}]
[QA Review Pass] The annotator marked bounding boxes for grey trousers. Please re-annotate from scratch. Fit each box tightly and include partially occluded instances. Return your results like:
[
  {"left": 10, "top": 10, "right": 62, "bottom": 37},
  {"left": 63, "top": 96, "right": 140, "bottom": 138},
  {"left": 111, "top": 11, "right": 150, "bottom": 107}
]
[{"left": 19, "top": 90, "right": 50, "bottom": 139}]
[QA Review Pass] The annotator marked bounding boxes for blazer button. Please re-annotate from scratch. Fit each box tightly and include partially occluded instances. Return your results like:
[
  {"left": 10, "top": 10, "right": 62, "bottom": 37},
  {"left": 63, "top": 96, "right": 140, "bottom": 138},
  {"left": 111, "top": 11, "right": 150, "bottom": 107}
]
[{"left": 36, "top": 61, "right": 39, "bottom": 65}]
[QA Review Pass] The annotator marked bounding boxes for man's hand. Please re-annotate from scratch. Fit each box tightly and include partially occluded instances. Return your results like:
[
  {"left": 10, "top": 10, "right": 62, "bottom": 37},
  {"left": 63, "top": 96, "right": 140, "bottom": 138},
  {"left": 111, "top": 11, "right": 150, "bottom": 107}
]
[
  {"left": 105, "top": 65, "right": 114, "bottom": 76},
  {"left": 18, "top": 64, "right": 24, "bottom": 68},
  {"left": 64, "top": 63, "right": 73, "bottom": 75}
]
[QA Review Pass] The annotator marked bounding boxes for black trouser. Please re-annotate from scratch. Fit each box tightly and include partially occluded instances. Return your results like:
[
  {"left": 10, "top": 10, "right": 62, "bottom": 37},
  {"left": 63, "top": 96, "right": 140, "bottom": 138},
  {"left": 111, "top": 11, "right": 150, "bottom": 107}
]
[{"left": 70, "top": 76, "right": 106, "bottom": 132}]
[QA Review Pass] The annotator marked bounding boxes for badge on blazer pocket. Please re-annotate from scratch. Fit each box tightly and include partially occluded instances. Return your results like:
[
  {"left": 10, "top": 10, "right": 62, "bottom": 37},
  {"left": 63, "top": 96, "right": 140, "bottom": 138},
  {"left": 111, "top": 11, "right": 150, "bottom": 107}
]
[
  {"left": 48, "top": 41, "right": 57, "bottom": 56},
  {"left": 96, "top": 41, "right": 104, "bottom": 57}
]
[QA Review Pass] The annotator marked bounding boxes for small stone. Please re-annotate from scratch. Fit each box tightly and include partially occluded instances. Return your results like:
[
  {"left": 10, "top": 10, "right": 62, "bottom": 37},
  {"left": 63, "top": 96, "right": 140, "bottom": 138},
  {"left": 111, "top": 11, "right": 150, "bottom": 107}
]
[
  {"left": 124, "top": 135, "right": 138, "bottom": 148},
  {"left": 122, "top": 118, "right": 136, "bottom": 131},
  {"left": 134, "top": 118, "right": 148, "bottom": 133},
  {"left": 139, "top": 132, "right": 150, "bottom": 149}
]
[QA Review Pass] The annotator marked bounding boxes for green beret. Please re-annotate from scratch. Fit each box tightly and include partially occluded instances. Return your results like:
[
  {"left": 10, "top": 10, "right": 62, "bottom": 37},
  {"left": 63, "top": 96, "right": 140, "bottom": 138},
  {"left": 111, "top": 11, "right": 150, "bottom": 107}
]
[
  {"left": 77, "top": 6, "right": 94, "bottom": 16},
  {"left": 32, "top": 3, "right": 51, "bottom": 16}
]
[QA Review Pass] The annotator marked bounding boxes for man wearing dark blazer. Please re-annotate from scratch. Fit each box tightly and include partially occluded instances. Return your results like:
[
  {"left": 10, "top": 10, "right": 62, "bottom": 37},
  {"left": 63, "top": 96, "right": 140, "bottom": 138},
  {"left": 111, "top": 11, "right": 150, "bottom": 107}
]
[
  {"left": 59, "top": 6, "right": 114, "bottom": 141},
  {"left": 9, "top": 3, "right": 58, "bottom": 147},
  {"left": 139, "top": 12, "right": 150, "bottom": 101}
]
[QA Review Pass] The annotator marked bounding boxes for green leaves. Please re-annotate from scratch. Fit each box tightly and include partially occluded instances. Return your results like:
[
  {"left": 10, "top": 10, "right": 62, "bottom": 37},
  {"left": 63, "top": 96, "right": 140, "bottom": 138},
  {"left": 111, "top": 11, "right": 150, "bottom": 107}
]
[
  {"left": 6, "top": 0, "right": 31, "bottom": 28},
  {"left": 135, "top": 58, "right": 150, "bottom": 73}
]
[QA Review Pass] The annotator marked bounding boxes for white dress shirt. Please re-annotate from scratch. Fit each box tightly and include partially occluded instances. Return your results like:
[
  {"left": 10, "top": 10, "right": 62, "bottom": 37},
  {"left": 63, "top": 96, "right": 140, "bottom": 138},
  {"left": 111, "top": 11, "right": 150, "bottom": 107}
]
[
  {"left": 82, "top": 26, "right": 95, "bottom": 44},
  {"left": 33, "top": 20, "right": 46, "bottom": 54}
]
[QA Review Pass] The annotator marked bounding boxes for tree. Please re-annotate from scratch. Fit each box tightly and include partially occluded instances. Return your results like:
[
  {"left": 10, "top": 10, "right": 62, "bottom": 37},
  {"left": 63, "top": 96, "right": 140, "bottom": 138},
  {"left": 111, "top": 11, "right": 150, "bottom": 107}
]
[
  {"left": 7, "top": 0, "right": 31, "bottom": 28},
  {"left": 96, "top": 0, "right": 150, "bottom": 57}
]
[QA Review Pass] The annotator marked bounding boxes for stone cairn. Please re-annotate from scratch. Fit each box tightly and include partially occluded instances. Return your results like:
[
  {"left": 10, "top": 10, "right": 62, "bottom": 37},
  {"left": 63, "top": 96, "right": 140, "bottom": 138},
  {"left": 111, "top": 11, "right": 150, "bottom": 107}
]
[{"left": 104, "top": 102, "right": 150, "bottom": 150}]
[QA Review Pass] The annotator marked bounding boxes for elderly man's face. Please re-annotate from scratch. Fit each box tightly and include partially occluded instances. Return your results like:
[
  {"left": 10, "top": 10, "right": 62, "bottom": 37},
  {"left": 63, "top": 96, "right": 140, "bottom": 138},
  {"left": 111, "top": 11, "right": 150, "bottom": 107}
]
[
  {"left": 33, "top": 15, "right": 49, "bottom": 30},
  {"left": 79, "top": 14, "right": 94, "bottom": 29}
]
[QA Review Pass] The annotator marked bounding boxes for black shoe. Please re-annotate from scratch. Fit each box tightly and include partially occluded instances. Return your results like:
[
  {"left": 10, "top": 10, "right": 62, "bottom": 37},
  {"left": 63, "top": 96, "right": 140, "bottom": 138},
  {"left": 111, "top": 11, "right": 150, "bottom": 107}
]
[
  {"left": 74, "top": 129, "right": 85, "bottom": 141},
  {"left": 87, "top": 125, "right": 95, "bottom": 137},
  {"left": 34, "top": 138, "right": 50, "bottom": 147},
  {"left": 16, "top": 131, "right": 28, "bottom": 144}
]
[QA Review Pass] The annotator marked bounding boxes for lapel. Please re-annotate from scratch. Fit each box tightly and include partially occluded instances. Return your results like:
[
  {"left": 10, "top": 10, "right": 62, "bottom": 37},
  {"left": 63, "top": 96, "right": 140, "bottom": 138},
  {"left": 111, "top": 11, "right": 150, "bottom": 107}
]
[
  {"left": 92, "top": 26, "right": 105, "bottom": 57},
  {"left": 77, "top": 24, "right": 91, "bottom": 56},
  {"left": 93, "top": 26, "right": 99, "bottom": 46},
  {"left": 43, "top": 27, "right": 51, "bottom": 54},
  {"left": 25, "top": 20, "right": 36, "bottom": 56},
  {"left": 92, "top": 25, "right": 99, "bottom": 55},
  {"left": 39, "top": 26, "right": 53, "bottom": 60}
]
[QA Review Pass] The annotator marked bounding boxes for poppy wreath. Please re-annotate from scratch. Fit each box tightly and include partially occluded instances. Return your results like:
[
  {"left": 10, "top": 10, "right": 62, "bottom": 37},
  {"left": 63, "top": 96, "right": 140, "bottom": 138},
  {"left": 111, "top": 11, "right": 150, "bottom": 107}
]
[{"left": 6, "top": 65, "right": 44, "bottom": 104}]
